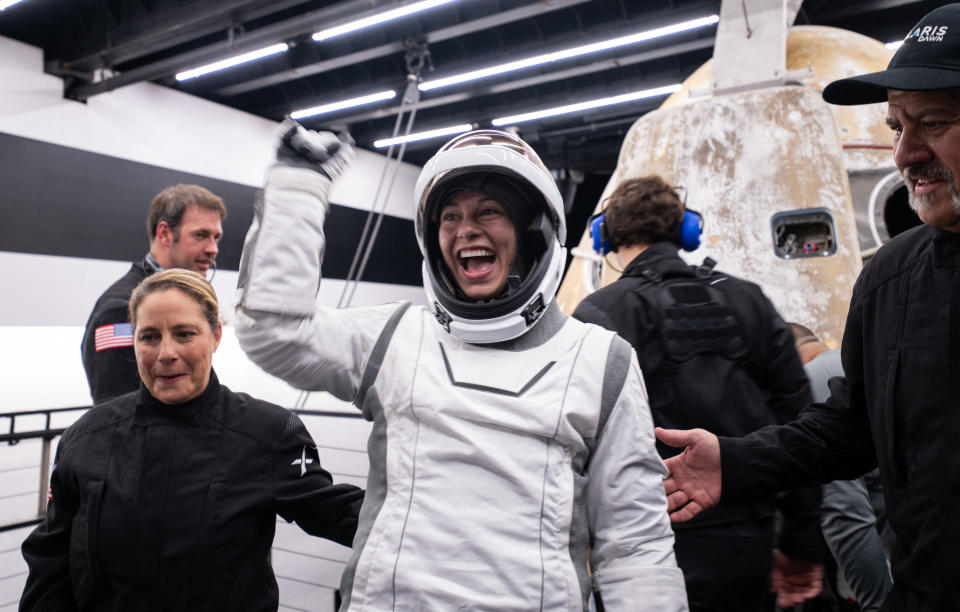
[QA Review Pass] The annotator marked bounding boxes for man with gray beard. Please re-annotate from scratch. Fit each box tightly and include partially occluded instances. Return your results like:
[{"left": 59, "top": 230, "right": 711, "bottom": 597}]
[{"left": 655, "top": 4, "right": 960, "bottom": 610}]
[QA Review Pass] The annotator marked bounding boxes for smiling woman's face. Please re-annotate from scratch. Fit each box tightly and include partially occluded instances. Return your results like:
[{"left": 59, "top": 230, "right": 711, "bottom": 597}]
[
  {"left": 437, "top": 190, "right": 518, "bottom": 300},
  {"left": 134, "top": 287, "right": 221, "bottom": 405}
]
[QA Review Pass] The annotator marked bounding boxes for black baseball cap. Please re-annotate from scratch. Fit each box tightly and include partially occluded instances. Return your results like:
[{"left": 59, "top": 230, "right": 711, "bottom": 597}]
[{"left": 822, "top": 3, "right": 960, "bottom": 105}]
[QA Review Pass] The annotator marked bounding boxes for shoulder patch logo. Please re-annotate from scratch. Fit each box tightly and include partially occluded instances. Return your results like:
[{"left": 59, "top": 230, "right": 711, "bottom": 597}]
[
  {"left": 94, "top": 323, "right": 134, "bottom": 351},
  {"left": 291, "top": 445, "right": 315, "bottom": 477}
]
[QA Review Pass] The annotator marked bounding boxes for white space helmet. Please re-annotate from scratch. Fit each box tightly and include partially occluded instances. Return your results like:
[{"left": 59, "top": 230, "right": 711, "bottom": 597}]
[{"left": 414, "top": 130, "right": 567, "bottom": 344}]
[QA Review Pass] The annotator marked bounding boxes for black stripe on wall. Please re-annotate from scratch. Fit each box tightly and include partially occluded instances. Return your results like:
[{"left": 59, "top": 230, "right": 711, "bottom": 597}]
[{"left": 0, "top": 131, "right": 422, "bottom": 286}]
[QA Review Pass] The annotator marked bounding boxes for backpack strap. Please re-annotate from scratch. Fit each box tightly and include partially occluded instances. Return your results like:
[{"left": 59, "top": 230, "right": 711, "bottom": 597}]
[{"left": 694, "top": 256, "right": 717, "bottom": 278}]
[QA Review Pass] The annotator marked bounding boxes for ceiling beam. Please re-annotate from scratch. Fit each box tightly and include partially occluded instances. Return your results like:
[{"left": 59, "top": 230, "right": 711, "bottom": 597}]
[
  {"left": 52, "top": 0, "right": 308, "bottom": 74},
  {"left": 307, "top": 37, "right": 713, "bottom": 127},
  {"left": 533, "top": 115, "right": 641, "bottom": 140},
  {"left": 63, "top": 0, "right": 451, "bottom": 101},
  {"left": 215, "top": 0, "right": 598, "bottom": 97},
  {"left": 347, "top": 73, "right": 685, "bottom": 146}
]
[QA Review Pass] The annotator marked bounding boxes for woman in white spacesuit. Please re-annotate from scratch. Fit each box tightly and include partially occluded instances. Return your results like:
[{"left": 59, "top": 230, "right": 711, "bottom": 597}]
[{"left": 235, "top": 122, "right": 687, "bottom": 611}]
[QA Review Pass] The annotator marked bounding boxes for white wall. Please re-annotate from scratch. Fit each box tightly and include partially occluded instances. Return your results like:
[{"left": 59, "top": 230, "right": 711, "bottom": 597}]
[{"left": 0, "top": 36, "right": 417, "bottom": 218}]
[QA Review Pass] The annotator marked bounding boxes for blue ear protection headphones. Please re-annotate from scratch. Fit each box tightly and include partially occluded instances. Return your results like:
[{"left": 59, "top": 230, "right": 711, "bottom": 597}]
[
  {"left": 675, "top": 207, "right": 703, "bottom": 252},
  {"left": 589, "top": 188, "right": 703, "bottom": 255},
  {"left": 590, "top": 213, "right": 612, "bottom": 255}
]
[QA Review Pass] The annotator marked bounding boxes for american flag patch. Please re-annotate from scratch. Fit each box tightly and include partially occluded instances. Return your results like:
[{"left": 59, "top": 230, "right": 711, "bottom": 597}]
[{"left": 94, "top": 323, "right": 134, "bottom": 351}]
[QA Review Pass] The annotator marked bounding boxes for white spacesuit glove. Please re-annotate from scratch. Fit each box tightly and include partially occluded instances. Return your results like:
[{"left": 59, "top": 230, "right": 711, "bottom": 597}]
[
  {"left": 275, "top": 118, "right": 355, "bottom": 180},
  {"left": 235, "top": 120, "right": 355, "bottom": 318}
]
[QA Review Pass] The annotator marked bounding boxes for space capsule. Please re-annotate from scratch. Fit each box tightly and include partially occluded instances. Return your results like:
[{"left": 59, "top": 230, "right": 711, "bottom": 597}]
[{"left": 558, "top": 7, "right": 904, "bottom": 348}]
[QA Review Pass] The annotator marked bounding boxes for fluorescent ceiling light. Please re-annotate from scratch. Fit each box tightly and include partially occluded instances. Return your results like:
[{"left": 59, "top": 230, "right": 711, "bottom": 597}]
[
  {"left": 374, "top": 123, "right": 473, "bottom": 148},
  {"left": 492, "top": 84, "right": 681, "bottom": 126},
  {"left": 0, "top": 0, "right": 27, "bottom": 10},
  {"left": 291, "top": 90, "right": 397, "bottom": 120},
  {"left": 885, "top": 40, "right": 904, "bottom": 50},
  {"left": 176, "top": 43, "right": 289, "bottom": 81},
  {"left": 419, "top": 15, "right": 719, "bottom": 92},
  {"left": 313, "top": 0, "right": 458, "bottom": 42}
]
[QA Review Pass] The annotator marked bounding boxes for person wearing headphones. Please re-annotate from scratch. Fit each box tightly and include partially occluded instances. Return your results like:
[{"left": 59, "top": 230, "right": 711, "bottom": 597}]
[
  {"left": 81, "top": 184, "right": 226, "bottom": 404},
  {"left": 572, "top": 176, "right": 822, "bottom": 611},
  {"left": 234, "top": 123, "right": 687, "bottom": 611}
]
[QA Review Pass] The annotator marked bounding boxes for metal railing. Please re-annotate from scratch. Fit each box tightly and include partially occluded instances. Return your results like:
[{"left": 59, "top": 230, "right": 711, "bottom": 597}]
[
  {"left": 0, "top": 405, "right": 364, "bottom": 533},
  {"left": 1, "top": 406, "right": 89, "bottom": 531}
]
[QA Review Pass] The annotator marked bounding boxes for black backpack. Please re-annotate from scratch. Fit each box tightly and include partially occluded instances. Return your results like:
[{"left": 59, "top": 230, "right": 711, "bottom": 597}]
[{"left": 634, "top": 257, "right": 752, "bottom": 377}]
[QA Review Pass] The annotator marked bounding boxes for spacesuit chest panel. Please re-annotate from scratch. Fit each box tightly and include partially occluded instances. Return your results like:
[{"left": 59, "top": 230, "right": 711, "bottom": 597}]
[{"left": 413, "top": 317, "right": 605, "bottom": 442}]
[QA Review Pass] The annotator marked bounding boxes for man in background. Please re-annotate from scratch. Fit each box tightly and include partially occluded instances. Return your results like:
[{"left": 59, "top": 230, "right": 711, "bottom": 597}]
[
  {"left": 573, "top": 176, "right": 822, "bottom": 611},
  {"left": 81, "top": 184, "right": 226, "bottom": 403}
]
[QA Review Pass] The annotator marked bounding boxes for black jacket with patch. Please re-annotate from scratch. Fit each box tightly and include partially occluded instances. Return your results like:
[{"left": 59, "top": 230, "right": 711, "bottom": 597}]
[
  {"left": 81, "top": 257, "right": 155, "bottom": 404},
  {"left": 20, "top": 372, "right": 363, "bottom": 612}
]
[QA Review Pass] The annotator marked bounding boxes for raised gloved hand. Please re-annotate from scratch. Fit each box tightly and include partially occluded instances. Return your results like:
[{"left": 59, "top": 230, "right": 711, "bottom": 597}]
[{"left": 275, "top": 118, "right": 355, "bottom": 180}]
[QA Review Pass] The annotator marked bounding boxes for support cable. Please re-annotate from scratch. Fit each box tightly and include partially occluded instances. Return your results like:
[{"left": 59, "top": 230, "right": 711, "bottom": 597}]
[
  {"left": 337, "top": 37, "right": 432, "bottom": 309},
  {"left": 299, "top": 40, "right": 431, "bottom": 408}
]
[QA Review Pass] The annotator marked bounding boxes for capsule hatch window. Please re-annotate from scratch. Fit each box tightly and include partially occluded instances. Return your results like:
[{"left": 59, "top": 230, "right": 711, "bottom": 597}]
[{"left": 771, "top": 208, "right": 838, "bottom": 259}]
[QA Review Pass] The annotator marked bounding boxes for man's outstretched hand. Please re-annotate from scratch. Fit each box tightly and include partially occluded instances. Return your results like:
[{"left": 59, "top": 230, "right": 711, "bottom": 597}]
[{"left": 656, "top": 427, "right": 722, "bottom": 522}]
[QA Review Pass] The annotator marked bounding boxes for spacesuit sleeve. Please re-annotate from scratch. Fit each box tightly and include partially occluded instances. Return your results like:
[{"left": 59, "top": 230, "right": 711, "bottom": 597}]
[
  {"left": 234, "top": 146, "right": 406, "bottom": 402},
  {"left": 273, "top": 412, "right": 365, "bottom": 547},
  {"left": 20, "top": 437, "right": 79, "bottom": 611},
  {"left": 587, "top": 356, "right": 688, "bottom": 611}
]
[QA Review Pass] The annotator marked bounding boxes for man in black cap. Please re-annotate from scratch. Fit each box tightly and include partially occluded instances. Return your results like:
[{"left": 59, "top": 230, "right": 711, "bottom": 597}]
[{"left": 656, "top": 4, "right": 960, "bottom": 610}]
